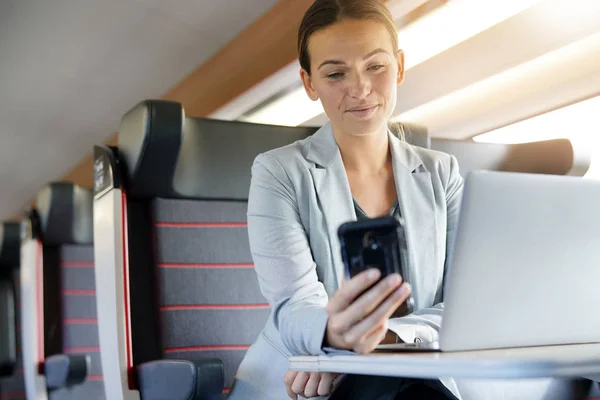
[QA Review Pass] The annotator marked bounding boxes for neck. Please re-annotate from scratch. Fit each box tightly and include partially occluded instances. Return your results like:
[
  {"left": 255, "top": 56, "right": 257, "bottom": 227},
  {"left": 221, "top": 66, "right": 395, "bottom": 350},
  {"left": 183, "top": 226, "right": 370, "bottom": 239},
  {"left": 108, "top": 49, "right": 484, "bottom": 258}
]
[{"left": 334, "top": 125, "right": 391, "bottom": 175}]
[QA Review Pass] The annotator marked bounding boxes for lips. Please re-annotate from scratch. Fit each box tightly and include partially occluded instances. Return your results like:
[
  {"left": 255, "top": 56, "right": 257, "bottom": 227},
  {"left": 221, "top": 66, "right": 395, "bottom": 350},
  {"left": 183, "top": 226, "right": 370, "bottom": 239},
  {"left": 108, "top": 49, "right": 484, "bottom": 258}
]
[
  {"left": 347, "top": 105, "right": 378, "bottom": 112},
  {"left": 346, "top": 104, "right": 379, "bottom": 118}
]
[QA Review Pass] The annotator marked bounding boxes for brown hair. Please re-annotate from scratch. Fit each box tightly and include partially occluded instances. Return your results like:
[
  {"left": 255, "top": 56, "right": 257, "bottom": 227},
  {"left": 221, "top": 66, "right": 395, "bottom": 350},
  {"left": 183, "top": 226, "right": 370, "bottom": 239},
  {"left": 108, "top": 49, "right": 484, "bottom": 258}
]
[{"left": 298, "top": 0, "right": 399, "bottom": 75}]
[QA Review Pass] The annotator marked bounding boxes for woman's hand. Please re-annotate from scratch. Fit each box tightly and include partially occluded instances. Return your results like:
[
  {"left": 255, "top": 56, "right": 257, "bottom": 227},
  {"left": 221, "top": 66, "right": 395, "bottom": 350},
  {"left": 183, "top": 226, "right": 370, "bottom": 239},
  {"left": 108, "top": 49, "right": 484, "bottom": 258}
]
[
  {"left": 284, "top": 370, "right": 340, "bottom": 399},
  {"left": 325, "top": 268, "right": 411, "bottom": 354}
]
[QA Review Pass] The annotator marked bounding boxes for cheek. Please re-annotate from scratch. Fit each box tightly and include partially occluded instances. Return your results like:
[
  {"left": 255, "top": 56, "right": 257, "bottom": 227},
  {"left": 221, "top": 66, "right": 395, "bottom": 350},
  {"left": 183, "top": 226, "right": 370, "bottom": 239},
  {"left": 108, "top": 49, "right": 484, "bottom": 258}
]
[
  {"left": 316, "top": 83, "right": 345, "bottom": 110},
  {"left": 374, "top": 72, "right": 398, "bottom": 109},
  {"left": 376, "top": 71, "right": 397, "bottom": 96}
]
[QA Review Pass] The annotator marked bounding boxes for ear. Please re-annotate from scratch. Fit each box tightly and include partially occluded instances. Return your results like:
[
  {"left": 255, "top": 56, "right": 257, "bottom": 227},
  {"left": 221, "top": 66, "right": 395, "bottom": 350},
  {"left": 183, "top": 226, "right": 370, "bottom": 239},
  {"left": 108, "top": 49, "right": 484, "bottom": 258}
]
[
  {"left": 300, "top": 68, "right": 319, "bottom": 101},
  {"left": 396, "top": 49, "right": 405, "bottom": 85}
]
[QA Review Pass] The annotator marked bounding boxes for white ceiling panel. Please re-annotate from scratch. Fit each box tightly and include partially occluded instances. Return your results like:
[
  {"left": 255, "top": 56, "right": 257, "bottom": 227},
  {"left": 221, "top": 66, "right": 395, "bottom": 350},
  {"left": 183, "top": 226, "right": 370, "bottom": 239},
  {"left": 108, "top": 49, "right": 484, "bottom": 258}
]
[{"left": 0, "top": 0, "right": 279, "bottom": 219}]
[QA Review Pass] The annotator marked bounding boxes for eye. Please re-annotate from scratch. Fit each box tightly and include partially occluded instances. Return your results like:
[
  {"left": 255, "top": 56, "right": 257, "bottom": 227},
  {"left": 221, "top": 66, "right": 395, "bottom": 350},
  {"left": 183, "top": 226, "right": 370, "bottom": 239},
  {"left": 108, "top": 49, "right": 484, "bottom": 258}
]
[
  {"left": 369, "top": 64, "right": 385, "bottom": 71},
  {"left": 326, "top": 72, "right": 345, "bottom": 80}
]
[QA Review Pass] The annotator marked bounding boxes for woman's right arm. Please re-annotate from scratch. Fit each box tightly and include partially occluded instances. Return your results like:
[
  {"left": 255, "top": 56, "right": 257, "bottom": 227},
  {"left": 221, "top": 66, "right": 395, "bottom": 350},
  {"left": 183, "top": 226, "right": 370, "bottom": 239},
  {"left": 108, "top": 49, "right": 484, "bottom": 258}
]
[
  {"left": 247, "top": 153, "right": 330, "bottom": 356},
  {"left": 248, "top": 154, "right": 411, "bottom": 356}
]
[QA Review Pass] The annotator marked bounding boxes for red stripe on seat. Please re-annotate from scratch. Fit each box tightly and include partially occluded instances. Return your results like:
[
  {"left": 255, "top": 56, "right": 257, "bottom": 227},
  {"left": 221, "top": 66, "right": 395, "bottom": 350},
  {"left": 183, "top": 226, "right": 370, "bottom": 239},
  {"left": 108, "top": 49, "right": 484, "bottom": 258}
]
[
  {"left": 160, "top": 304, "right": 269, "bottom": 311},
  {"left": 88, "top": 375, "right": 103, "bottom": 381},
  {"left": 1, "top": 392, "right": 26, "bottom": 399},
  {"left": 155, "top": 222, "right": 247, "bottom": 228},
  {"left": 36, "top": 240, "right": 44, "bottom": 370},
  {"left": 62, "top": 289, "right": 97, "bottom": 295},
  {"left": 122, "top": 191, "right": 134, "bottom": 389},
  {"left": 158, "top": 263, "right": 254, "bottom": 269},
  {"left": 164, "top": 345, "right": 250, "bottom": 353},
  {"left": 61, "top": 261, "right": 94, "bottom": 268},
  {"left": 63, "top": 318, "right": 98, "bottom": 324},
  {"left": 16, "top": 368, "right": 23, "bottom": 375},
  {"left": 65, "top": 346, "right": 100, "bottom": 353},
  {"left": 223, "top": 388, "right": 231, "bottom": 394}
]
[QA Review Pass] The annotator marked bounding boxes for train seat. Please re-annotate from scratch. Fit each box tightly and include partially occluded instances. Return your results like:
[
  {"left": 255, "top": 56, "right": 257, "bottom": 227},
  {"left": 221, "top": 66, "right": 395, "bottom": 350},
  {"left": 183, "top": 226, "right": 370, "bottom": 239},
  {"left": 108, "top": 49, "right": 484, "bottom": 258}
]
[{"left": 20, "top": 183, "right": 105, "bottom": 399}]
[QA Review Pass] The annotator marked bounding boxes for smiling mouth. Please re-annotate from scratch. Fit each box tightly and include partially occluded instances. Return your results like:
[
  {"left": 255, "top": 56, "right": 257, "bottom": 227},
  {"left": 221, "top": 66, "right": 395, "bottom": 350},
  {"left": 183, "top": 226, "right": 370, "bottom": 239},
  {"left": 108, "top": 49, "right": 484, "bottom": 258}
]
[{"left": 347, "top": 105, "right": 378, "bottom": 112}]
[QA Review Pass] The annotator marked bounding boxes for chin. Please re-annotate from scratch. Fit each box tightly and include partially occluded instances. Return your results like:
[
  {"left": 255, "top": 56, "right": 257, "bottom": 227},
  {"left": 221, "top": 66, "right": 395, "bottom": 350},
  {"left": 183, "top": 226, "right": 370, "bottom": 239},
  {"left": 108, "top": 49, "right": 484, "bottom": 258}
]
[{"left": 340, "top": 117, "right": 388, "bottom": 137}]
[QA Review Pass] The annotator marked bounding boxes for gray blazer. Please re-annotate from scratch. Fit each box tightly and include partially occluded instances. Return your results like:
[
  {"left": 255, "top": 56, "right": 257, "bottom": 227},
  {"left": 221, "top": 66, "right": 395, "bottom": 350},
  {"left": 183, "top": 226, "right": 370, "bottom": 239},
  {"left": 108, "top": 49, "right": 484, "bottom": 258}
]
[{"left": 229, "top": 122, "right": 463, "bottom": 399}]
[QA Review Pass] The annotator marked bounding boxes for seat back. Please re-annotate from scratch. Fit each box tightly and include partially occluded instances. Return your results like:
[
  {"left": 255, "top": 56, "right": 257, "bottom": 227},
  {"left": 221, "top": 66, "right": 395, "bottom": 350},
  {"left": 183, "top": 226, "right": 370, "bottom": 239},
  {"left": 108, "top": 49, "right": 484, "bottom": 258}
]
[
  {"left": 150, "top": 198, "right": 269, "bottom": 397},
  {"left": 20, "top": 183, "right": 105, "bottom": 399},
  {"left": 431, "top": 138, "right": 589, "bottom": 177},
  {"left": 54, "top": 243, "right": 103, "bottom": 399},
  {"left": 94, "top": 100, "right": 320, "bottom": 399},
  {"left": 0, "top": 222, "right": 25, "bottom": 400}
]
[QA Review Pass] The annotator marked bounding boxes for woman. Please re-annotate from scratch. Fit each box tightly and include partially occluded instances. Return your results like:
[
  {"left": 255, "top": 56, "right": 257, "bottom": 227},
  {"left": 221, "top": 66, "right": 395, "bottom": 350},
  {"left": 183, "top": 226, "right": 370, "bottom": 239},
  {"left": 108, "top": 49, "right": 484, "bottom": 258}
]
[
  {"left": 229, "top": 0, "right": 578, "bottom": 399},
  {"left": 231, "top": 0, "right": 462, "bottom": 400},
  {"left": 229, "top": 0, "right": 461, "bottom": 399}
]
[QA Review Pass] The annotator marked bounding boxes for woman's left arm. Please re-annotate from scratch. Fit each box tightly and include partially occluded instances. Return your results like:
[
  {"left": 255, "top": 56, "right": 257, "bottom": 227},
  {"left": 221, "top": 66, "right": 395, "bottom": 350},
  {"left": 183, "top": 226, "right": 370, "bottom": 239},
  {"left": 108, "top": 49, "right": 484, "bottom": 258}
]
[{"left": 388, "top": 154, "right": 464, "bottom": 343}]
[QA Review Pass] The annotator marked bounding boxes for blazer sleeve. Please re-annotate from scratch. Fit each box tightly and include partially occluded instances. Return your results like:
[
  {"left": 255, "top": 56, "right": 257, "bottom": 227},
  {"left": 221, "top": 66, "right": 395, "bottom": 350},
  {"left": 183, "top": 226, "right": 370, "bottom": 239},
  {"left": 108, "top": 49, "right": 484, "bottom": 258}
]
[
  {"left": 247, "top": 153, "right": 329, "bottom": 356},
  {"left": 388, "top": 154, "right": 464, "bottom": 343}
]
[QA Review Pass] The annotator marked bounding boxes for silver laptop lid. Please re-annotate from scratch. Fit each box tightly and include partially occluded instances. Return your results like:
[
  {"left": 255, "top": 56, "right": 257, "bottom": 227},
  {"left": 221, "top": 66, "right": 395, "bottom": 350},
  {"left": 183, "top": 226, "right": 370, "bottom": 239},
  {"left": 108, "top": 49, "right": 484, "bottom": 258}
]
[{"left": 440, "top": 171, "right": 600, "bottom": 352}]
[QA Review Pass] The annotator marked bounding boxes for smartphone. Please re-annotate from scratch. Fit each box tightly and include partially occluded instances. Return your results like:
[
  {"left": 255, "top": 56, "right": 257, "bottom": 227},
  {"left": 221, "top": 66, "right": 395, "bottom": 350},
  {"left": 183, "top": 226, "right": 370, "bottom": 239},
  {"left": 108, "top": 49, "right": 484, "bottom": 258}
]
[{"left": 338, "top": 216, "right": 414, "bottom": 316}]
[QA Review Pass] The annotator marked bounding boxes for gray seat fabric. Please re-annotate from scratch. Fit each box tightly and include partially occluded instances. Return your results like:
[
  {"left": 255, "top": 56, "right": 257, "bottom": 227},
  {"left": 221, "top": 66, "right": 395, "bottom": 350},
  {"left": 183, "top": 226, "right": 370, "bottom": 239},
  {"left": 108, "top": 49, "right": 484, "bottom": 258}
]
[
  {"left": 48, "top": 245, "right": 104, "bottom": 400},
  {"left": 152, "top": 199, "right": 268, "bottom": 397}
]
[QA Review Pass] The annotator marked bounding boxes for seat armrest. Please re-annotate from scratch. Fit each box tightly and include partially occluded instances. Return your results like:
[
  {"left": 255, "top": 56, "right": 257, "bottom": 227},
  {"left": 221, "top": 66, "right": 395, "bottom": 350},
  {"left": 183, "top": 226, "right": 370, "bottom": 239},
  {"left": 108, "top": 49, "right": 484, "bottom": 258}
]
[
  {"left": 137, "top": 358, "right": 224, "bottom": 400},
  {"left": 44, "top": 353, "right": 90, "bottom": 390}
]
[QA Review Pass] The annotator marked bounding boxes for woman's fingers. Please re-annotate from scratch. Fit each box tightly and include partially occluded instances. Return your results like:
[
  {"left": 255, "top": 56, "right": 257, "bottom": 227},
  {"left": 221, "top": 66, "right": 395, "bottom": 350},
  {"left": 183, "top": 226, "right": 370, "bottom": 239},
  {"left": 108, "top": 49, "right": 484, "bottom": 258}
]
[
  {"left": 284, "top": 370, "right": 299, "bottom": 399},
  {"left": 317, "top": 373, "right": 340, "bottom": 396},
  {"left": 290, "top": 371, "right": 310, "bottom": 396},
  {"left": 345, "top": 283, "right": 411, "bottom": 347},
  {"left": 339, "top": 274, "right": 403, "bottom": 326},
  {"left": 284, "top": 371, "right": 341, "bottom": 399},
  {"left": 325, "top": 268, "right": 381, "bottom": 314},
  {"left": 327, "top": 276, "right": 405, "bottom": 348},
  {"left": 353, "top": 320, "right": 389, "bottom": 354},
  {"left": 303, "top": 372, "right": 321, "bottom": 398}
]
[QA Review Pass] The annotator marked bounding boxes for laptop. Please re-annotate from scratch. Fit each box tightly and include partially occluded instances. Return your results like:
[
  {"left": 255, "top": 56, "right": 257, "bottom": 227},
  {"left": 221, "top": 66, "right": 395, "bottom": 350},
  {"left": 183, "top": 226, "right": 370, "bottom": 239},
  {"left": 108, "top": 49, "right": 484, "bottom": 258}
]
[{"left": 377, "top": 170, "right": 600, "bottom": 352}]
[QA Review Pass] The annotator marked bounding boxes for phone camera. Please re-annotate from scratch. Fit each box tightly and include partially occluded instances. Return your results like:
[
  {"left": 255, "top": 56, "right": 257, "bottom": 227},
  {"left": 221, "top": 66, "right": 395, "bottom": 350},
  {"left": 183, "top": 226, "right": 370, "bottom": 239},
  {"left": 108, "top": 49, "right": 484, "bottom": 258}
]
[{"left": 364, "top": 233, "right": 379, "bottom": 251}]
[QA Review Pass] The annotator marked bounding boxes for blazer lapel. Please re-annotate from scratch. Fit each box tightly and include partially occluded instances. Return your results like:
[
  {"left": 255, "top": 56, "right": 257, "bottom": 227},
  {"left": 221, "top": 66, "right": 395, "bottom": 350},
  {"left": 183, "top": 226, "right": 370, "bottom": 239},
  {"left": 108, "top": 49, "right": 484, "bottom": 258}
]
[
  {"left": 305, "top": 125, "right": 437, "bottom": 298},
  {"left": 307, "top": 123, "right": 356, "bottom": 289},
  {"left": 390, "top": 133, "right": 437, "bottom": 307}
]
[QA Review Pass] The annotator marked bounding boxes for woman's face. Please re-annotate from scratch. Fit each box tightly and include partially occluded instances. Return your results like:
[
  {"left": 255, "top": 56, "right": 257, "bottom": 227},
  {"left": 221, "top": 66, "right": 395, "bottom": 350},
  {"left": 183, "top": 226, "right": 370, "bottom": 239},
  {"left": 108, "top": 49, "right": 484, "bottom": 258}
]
[{"left": 300, "top": 19, "right": 404, "bottom": 137}]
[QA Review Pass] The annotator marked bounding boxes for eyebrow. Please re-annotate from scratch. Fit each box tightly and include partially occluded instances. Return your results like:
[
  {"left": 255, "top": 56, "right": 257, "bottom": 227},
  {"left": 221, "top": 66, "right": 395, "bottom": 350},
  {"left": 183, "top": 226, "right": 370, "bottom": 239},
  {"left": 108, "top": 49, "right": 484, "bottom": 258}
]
[{"left": 317, "top": 48, "right": 390, "bottom": 70}]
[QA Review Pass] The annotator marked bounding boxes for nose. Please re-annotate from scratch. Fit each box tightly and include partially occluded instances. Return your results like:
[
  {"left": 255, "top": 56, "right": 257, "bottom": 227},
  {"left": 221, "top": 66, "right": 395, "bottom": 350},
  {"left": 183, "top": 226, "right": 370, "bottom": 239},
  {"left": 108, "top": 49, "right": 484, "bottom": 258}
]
[{"left": 347, "top": 71, "right": 370, "bottom": 99}]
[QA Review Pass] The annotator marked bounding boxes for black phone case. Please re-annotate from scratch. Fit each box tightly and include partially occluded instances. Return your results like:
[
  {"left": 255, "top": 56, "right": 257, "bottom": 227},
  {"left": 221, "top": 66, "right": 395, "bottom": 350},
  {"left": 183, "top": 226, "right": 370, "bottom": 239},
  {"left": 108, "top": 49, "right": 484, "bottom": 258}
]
[{"left": 338, "top": 216, "right": 414, "bottom": 316}]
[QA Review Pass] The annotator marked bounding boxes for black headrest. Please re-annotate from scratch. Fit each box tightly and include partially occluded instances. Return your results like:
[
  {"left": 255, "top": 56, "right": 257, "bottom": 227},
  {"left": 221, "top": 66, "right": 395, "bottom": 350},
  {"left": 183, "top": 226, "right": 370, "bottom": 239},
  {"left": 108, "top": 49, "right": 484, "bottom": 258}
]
[
  {"left": 34, "top": 182, "right": 93, "bottom": 246},
  {"left": 0, "top": 223, "right": 20, "bottom": 271},
  {"left": 118, "top": 100, "right": 432, "bottom": 200},
  {"left": 118, "top": 100, "right": 317, "bottom": 199}
]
